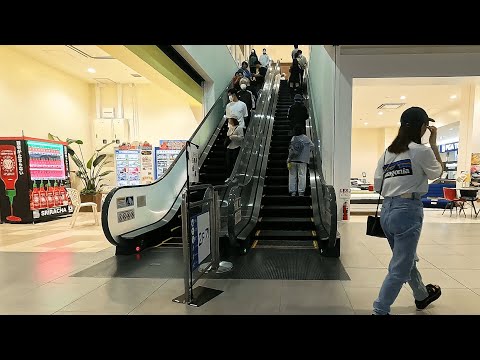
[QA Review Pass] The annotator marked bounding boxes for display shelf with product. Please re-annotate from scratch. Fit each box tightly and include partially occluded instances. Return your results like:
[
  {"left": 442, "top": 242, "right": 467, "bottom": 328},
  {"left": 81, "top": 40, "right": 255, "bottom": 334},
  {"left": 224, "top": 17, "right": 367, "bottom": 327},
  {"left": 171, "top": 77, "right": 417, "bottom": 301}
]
[
  {"left": 0, "top": 136, "right": 74, "bottom": 224},
  {"left": 440, "top": 141, "right": 458, "bottom": 180}
]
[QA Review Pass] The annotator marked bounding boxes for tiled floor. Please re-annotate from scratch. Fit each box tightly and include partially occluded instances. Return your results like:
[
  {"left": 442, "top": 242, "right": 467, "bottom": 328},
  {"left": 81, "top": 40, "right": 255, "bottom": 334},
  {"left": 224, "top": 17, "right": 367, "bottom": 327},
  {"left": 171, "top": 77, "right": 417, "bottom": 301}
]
[{"left": 0, "top": 210, "right": 479, "bottom": 315}]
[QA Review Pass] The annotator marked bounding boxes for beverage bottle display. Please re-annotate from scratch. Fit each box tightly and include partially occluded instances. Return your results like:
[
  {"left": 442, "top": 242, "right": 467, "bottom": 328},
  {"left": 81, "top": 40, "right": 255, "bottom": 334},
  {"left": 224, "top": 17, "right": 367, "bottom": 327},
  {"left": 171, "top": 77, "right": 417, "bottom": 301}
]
[
  {"left": 59, "top": 181, "right": 67, "bottom": 205},
  {"left": 53, "top": 181, "right": 61, "bottom": 207},
  {"left": 39, "top": 180, "right": 47, "bottom": 208},
  {"left": 29, "top": 184, "right": 34, "bottom": 210},
  {"left": 32, "top": 181, "right": 40, "bottom": 209},
  {"left": 0, "top": 144, "right": 22, "bottom": 222},
  {"left": 46, "top": 180, "right": 54, "bottom": 208}
]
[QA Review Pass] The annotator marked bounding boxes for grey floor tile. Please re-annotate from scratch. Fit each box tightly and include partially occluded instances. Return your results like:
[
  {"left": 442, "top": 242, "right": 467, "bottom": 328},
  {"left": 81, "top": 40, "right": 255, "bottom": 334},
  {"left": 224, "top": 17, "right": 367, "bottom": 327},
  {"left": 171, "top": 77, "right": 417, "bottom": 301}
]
[
  {"left": 342, "top": 268, "right": 388, "bottom": 288},
  {"left": 0, "top": 281, "right": 105, "bottom": 314},
  {"left": 60, "top": 278, "right": 167, "bottom": 313},
  {"left": 426, "top": 289, "right": 480, "bottom": 315},
  {"left": 344, "top": 287, "right": 419, "bottom": 315},
  {"left": 416, "top": 244, "right": 460, "bottom": 256},
  {"left": 414, "top": 268, "right": 466, "bottom": 289},
  {"left": 339, "top": 253, "right": 385, "bottom": 269},
  {"left": 280, "top": 280, "right": 352, "bottom": 314},
  {"left": 420, "top": 254, "right": 480, "bottom": 270},
  {"left": 443, "top": 269, "right": 480, "bottom": 289},
  {"left": 446, "top": 245, "right": 480, "bottom": 256}
]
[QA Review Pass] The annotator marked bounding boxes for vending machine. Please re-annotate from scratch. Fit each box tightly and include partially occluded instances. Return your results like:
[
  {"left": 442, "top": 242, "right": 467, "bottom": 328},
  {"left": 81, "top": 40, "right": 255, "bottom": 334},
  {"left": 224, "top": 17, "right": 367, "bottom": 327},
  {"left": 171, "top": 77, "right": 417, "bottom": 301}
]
[{"left": 0, "top": 137, "right": 73, "bottom": 224}]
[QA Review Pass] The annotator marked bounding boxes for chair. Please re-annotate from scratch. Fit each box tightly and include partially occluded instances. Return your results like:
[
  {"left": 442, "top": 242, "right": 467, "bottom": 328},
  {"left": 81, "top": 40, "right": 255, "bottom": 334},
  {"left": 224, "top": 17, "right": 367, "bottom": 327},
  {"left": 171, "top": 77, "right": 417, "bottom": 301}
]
[
  {"left": 65, "top": 188, "right": 99, "bottom": 228},
  {"left": 442, "top": 187, "right": 466, "bottom": 217}
]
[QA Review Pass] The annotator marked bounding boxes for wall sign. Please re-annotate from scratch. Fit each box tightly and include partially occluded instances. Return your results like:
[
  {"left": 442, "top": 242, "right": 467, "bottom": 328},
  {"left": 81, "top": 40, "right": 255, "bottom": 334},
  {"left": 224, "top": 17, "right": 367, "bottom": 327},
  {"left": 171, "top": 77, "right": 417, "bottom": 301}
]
[{"left": 439, "top": 142, "right": 459, "bottom": 153}]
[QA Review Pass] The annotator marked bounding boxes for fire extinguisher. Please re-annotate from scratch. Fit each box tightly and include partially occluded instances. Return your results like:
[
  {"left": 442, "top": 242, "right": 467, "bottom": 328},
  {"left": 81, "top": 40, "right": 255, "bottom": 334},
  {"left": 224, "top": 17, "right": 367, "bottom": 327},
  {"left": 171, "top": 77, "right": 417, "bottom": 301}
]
[{"left": 343, "top": 201, "right": 349, "bottom": 220}]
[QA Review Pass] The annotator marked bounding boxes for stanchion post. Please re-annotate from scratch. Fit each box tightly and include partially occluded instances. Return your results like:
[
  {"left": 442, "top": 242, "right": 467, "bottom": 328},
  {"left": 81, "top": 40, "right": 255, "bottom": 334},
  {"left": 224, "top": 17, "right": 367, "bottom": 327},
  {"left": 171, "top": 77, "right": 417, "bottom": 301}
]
[{"left": 180, "top": 191, "right": 191, "bottom": 304}]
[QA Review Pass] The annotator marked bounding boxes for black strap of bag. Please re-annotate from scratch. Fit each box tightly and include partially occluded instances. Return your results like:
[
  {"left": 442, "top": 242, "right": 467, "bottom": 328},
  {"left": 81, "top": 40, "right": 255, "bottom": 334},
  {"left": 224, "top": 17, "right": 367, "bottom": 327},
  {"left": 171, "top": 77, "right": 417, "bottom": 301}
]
[
  {"left": 366, "top": 151, "right": 389, "bottom": 237},
  {"left": 375, "top": 150, "right": 388, "bottom": 217}
]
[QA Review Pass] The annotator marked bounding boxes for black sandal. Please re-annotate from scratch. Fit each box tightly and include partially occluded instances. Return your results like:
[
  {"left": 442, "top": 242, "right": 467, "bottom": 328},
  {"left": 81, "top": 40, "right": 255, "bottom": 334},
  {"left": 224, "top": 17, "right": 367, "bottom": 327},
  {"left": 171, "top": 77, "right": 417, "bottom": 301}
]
[{"left": 415, "top": 284, "right": 442, "bottom": 310}]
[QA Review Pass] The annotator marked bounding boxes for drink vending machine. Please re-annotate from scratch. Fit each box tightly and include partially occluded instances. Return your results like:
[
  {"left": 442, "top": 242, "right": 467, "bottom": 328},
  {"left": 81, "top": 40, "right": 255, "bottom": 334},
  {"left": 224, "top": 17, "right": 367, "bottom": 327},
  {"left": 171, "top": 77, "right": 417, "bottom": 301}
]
[{"left": 0, "top": 137, "right": 74, "bottom": 224}]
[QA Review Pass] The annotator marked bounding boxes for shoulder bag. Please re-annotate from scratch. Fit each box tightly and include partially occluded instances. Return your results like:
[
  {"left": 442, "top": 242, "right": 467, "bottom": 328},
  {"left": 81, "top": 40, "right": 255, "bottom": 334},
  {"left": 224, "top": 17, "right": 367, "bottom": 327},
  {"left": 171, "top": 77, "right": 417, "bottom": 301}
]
[{"left": 366, "top": 151, "right": 387, "bottom": 238}]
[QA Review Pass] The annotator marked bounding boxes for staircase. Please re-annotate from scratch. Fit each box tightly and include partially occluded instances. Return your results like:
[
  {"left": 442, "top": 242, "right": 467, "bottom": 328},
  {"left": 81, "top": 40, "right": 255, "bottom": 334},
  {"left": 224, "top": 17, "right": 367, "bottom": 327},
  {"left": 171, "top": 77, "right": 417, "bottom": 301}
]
[{"left": 253, "top": 80, "right": 317, "bottom": 250}]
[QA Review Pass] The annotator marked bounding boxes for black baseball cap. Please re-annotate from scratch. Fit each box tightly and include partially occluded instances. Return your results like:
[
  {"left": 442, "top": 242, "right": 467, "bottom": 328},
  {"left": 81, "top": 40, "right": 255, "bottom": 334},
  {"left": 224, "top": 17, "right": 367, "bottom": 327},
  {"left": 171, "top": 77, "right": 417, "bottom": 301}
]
[{"left": 400, "top": 107, "right": 435, "bottom": 127}]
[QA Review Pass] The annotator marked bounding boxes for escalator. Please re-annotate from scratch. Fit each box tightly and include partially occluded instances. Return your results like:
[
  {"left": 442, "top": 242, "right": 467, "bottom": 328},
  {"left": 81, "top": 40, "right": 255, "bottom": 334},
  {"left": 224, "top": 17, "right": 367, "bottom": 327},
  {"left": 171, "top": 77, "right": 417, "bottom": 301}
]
[
  {"left": 143, "top": 122, "right": 229, "bottom": 251},
  {"left": 102, "top": 65, "right": 278, "bottom": 256},
  {"left": 253, "top": 80, "right": 318, "bottom": 249}
]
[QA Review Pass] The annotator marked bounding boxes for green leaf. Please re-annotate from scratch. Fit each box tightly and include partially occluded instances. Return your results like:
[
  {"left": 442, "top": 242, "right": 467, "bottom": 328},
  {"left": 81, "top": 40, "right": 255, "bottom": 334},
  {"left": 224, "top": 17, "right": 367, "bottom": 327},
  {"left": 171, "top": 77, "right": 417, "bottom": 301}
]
[
  {"left": 48, "top": 133, "right": 55, "bottom": 140},
  {"left": 71, "top": 155, "right": 85, "bottom": 170},
  {"left": 97, "top": 170, "right": 113, "bottom": 177},
  {"left": 75, "top": 140, "right": 84, "bottom": 144},
  {"left": 96, "top": 140, "right": 115, "bottom": 153},
  {"left": 93, "top": 154, "right": 107, "bottom": 168},
  {"left": 86, "top": 155, "right": 94, "bottom": 170},
  {"left": 67, "top": 147, "right": 76, "bottom": 156}
]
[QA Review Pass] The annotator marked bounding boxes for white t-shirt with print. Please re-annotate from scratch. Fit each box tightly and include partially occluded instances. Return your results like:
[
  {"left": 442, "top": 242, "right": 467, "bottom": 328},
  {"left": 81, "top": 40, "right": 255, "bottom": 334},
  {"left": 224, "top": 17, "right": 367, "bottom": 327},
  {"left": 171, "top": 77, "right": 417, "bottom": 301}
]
[
  {"left": 374, "top": 142, "right": 443, "bottom": 197},
  {"left": 226, "top": 101, "right": 247, "bottom": 129}
]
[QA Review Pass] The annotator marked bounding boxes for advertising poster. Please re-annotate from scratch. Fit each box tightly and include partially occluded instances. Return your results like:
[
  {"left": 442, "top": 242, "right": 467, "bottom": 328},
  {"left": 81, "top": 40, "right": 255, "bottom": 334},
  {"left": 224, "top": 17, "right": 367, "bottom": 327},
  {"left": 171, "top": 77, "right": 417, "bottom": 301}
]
[
  {"left": 471, "top": 153, "right": 480, "bottom": 186},
  {"left": 155, "top": 140, "right": 186, "bottom": 179},
  {"left": 139, "top": 143, "right": 154, "bottom": 185},
  {"left": 115, "top": 146, "right": 141, "bottom": 186}
]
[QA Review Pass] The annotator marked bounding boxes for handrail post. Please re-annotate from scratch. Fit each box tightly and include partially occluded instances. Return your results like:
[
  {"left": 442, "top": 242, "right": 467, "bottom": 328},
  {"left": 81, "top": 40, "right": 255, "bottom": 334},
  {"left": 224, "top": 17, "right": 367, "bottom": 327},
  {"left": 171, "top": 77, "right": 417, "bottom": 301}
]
[{"left": 180, "top": 190, "right": 191, "bottom": 303}]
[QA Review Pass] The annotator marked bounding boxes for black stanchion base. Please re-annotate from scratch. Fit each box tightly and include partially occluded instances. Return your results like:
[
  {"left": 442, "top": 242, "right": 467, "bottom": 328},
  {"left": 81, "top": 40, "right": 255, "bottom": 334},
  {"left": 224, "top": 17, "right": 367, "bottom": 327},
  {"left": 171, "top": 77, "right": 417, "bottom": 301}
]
[{"left": 172, "top": 286, "right": 223, "bottom": 307}]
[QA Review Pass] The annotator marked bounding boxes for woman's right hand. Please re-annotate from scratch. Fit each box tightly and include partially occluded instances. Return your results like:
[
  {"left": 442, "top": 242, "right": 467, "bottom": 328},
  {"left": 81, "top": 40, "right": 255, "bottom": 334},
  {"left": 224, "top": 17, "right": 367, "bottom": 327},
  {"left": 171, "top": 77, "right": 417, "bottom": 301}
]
[{"left": 427, "top": 125, "right": 438, "bottom": 146}]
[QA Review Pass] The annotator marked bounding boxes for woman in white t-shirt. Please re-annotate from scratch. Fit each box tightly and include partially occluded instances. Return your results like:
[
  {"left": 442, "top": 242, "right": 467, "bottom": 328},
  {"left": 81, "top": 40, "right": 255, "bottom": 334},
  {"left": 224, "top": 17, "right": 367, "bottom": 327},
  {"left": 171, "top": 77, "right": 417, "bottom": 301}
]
[{"left": 372, "top": 107, "right": 444, "bottom": 315}]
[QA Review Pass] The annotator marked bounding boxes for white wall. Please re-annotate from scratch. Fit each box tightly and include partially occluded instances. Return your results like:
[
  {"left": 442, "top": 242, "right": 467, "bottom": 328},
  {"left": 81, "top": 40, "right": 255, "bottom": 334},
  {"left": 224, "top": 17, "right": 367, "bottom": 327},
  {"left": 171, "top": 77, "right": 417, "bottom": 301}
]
[
  {"left": 0, "top": 46, "right": 92, "bottom": 192},
  {"left": 351, "top": 128, "right": 385, "bottom": 183},
  {"left": 174, "top": 45, "right": 237, "bottom": 113},
  {"left": 95, "top": 83, "right": 199, "bottom": 146},
  {"left": 308, "top": 45, "right": 336, "bottom": 184},
  {"left": 0, "top": 46, "right": 92, "bottom": 151}
]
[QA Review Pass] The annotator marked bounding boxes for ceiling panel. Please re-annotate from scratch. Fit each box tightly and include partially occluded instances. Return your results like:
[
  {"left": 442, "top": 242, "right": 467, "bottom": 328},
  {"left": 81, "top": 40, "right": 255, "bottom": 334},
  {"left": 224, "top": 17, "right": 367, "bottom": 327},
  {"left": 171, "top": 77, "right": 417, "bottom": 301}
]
[
  {"left": 9, "top": 45, "right": 149, "bottom": 84},
  {"left": 352, "top": 77, "right": 470, "bottom": 129}
]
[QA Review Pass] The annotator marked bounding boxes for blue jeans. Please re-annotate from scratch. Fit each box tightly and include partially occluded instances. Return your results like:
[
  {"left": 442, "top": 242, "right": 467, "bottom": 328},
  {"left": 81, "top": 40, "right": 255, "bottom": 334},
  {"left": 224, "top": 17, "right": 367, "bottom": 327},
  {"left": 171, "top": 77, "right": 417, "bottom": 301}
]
[{"left": 372, "top": 197, "right": 429, "bottom": 315}]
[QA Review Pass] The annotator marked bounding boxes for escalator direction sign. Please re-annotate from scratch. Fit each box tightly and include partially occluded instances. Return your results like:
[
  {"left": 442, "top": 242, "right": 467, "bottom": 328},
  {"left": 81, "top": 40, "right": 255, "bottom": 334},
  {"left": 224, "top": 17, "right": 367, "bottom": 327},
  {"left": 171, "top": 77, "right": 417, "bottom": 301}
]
[{"left": 117, "top": 209, "right": 135, "bottom": 223}]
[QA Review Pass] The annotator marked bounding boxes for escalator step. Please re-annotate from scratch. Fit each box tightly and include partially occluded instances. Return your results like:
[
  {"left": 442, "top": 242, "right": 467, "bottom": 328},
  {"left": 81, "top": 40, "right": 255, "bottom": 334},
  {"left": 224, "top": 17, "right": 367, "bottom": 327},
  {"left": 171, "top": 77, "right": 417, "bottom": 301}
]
[
  {"left": 261, "top": 205, "right": 313, "bottom": 217},
  {"left": 254, "top": 229, "right": 316, "bottom": 240},
  {"left": 262, "top": 195, "right": 311, "bottom": 206},
  {"left": 254, "top": 240, "right": 315, "bottom": 249}
]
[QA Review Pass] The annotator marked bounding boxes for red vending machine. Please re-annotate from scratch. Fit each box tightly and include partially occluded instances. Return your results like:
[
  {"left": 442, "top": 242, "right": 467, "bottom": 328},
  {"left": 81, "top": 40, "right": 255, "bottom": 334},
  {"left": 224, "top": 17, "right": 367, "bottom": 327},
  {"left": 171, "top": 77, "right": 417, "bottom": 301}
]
[{"left": 0, "top": 137, "right": 74, "bottom": 224}]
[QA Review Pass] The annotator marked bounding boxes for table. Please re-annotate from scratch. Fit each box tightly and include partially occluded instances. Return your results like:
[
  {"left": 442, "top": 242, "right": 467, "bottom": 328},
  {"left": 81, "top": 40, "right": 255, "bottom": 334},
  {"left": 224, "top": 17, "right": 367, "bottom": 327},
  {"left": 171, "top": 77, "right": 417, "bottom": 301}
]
[{"left": 455, "top": 187, "right": 479, "bottom": 218}]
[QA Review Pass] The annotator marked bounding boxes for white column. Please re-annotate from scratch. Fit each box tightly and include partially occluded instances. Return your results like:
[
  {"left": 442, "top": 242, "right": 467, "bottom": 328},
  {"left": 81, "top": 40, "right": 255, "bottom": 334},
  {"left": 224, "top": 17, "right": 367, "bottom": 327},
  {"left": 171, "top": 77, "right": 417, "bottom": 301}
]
[{"left": 334, "top": 55, "right": 353, "bottom": 221}]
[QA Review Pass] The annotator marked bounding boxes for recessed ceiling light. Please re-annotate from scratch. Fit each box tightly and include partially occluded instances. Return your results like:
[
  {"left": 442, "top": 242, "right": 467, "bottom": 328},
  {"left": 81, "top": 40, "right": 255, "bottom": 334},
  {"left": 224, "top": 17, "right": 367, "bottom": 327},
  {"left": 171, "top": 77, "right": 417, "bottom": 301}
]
[
  {"left": 450, "top": 94, "right": 457, "bottom": 99},
  {"left": 400, "top": 95, "right": 406, "bottom": 100},
  {"left": 364, "top": 122, "right": 368, "bottom": 126},
  {"left": 378, "top": 111, "right": 383, "bottom": 115},
  {"left": 87, "top": 67, "right": 96, "bottom": 73}
]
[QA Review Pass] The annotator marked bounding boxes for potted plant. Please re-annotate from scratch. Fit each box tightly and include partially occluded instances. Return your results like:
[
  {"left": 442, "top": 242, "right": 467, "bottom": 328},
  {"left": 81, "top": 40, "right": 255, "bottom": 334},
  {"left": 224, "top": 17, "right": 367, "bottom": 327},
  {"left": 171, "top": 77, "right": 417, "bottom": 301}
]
[{"left": 48, "top": 134, "right": 114, "bottom": 212}]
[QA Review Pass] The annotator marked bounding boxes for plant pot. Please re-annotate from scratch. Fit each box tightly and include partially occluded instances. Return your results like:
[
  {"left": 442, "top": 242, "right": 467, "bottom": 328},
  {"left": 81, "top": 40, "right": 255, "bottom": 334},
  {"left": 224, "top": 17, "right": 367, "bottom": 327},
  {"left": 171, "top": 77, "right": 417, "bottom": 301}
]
[{"left": 79, "top": 193, "right": 102, "bottom": 212}]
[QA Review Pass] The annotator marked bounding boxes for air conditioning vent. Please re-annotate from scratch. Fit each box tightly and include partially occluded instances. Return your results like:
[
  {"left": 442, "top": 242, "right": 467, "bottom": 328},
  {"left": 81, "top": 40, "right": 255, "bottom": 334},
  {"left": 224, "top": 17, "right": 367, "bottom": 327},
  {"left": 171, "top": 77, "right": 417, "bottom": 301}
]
[
  {"left": 94, "top": 78, "right": 117, "bottom": 85},
  {"left": 130, "top": 73, "right": 142, "bottom": 78},
  {"left": 377, "top": 103, "right": 406, "bottom": 110}
]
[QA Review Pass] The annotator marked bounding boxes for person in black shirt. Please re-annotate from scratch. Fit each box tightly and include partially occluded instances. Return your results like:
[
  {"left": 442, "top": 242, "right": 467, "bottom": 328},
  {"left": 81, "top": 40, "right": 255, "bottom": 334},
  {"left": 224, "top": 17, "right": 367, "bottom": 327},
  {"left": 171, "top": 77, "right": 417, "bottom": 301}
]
[
  {"left": 252, "top": 60, "right": 267, "bottom": 92},
  {"left": 237, "top": 78, "right": 255, "bottom": 128},
  {"left": 288, "top": 94, "right": 309, "bottom": 135}
]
